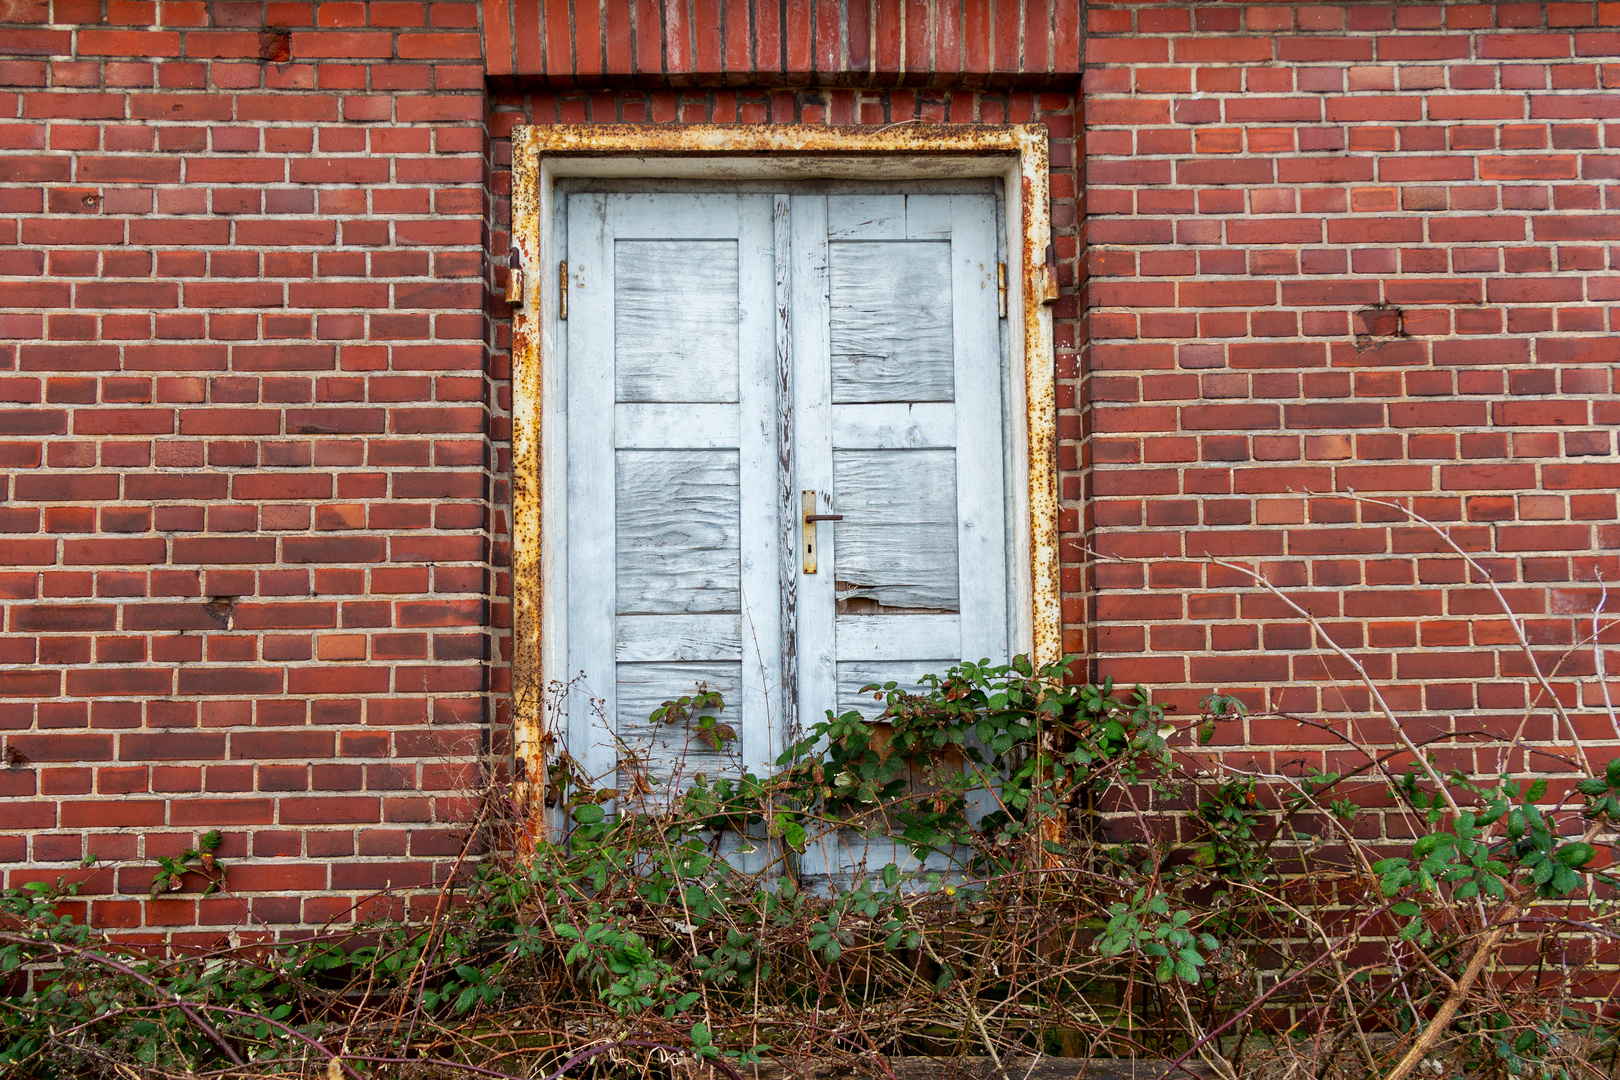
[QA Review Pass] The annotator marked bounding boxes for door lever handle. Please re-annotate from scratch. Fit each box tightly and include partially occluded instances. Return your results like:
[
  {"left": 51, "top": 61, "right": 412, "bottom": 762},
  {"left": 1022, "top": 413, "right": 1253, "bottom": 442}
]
[{"left": 801, "top": 491, "right": 840, "bottom": 574}]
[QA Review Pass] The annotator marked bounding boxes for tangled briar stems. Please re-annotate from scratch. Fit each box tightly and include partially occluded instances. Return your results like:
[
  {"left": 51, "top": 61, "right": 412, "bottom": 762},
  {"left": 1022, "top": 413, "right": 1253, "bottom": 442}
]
[{"left": 1, "top": 566, "right": 1619, "bottom": 1080}]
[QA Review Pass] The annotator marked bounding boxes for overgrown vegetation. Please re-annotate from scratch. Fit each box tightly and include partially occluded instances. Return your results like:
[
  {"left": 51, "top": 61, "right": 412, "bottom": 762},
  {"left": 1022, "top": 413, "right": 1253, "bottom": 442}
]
[{"left": 2, "top": 506, "right": 1619, "bottom": 1080}]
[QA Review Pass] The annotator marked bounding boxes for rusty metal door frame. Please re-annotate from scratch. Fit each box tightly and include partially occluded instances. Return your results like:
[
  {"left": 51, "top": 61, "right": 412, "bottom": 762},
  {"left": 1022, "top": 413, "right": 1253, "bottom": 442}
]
[{"left": 506, "top": 124, "right": 1060, "bottom": 838}]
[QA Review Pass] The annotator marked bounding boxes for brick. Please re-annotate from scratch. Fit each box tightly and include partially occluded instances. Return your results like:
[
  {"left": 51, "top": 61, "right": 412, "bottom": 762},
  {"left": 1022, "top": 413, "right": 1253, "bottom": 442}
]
[{"left": 10, "top": 605, "right": 117, "bottom": 632}]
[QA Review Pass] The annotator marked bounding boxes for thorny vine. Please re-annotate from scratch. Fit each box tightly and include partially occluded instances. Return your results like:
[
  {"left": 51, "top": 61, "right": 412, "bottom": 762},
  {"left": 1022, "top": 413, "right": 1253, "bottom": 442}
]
[{"left": 1, "top": 508, "right": 1619, "bottom": 1080}]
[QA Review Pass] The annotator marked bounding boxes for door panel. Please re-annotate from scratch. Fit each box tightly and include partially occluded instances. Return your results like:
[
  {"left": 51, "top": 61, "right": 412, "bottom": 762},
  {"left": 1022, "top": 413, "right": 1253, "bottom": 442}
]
[
  {"left": 615, "top": 661, "right": 741, "bottom": 799},
  {"left": 829, "top": 241, "right": 955, "bottom": 403},
  {"left": 791, "top": 192, "right": 1008, "bottom": 884},
  {"left": 566, "top": 193, "right": 781, "bottom": 802},
  {"left": 832, "top": 448, "right": 960, "bottom": 613},
  {"left": 615, "top": 449, "right": 741, "bottom": 615},
  {"left": 612, "top": 240, "right": 740, "bottom": 402}
]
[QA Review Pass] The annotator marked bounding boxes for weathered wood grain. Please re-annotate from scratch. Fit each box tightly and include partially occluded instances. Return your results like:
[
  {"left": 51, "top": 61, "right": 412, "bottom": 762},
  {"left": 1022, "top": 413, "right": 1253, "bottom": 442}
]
[
  {"left": 774, "top": 193, "right": 799, "bottom": 744},
  {"left": 790, "top": 194, "right": 839, "bottom": 734},
  {"left": 834, "top": 614, "right": 962, "bottom": 662},
  {"left": 948, "top": 194, "right": 1011, "bottom": 665},
  {"left": 615, "top": 403, "right": 740, "bottom": 449},
  {"left": 826, "top": 194, "right": 953, "bottom": 241},
  {"left": 829, "top": 241, "right": 954, "bottom": 404},
  {"left": 615, "top": 660, "right": 741, "bottom": 792},
  {"left": 615, "top": 449, "right": 741, "bottom": 615},
  {"left": 614, "top": 239, "right": 740, "bottom": 403},
  {"left": 614, "top": 613, "right": 742, "bottom": 662},
  {"left": 831, "top": 403, "right": 956, "bottom": 449},
  {"left": 832, "top": 448, "right": 959, "bottom": 612},
  {"left": 566, "top": 192, "right": 620, "bottom": 792},
  {"left": 736, "top": 192, "right": 785, "bottom": 775}
]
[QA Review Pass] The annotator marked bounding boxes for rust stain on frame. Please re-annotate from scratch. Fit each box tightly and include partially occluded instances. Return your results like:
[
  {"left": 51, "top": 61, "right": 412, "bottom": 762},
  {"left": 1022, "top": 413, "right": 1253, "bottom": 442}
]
[
  {"left": 1013, "top": 125, "right": 1062, "bottom": 673},
  {"left": 508, "top": 132, "right": 546, "bottom": 841},
  {"left": 506, "top": 124, "right": 1062, "bottom": 844},
  {"left": 516, "top": 123, "right": 1033, "bottom": 156}
]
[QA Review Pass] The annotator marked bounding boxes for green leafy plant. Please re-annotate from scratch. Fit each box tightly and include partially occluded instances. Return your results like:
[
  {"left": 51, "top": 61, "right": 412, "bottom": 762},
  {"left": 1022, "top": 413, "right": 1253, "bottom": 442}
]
[
  {"left": 149, "top": 829, "right": 226, "bottom": 898},
  {"left": 0, "top": 645, "right": 1615, "bottom": 1080}
]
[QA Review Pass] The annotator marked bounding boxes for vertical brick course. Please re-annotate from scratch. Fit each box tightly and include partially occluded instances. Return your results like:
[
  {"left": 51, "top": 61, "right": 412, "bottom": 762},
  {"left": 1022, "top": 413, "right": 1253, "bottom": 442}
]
[{"left": 483, "top": 0, "right": 1077, "bottom": 85}]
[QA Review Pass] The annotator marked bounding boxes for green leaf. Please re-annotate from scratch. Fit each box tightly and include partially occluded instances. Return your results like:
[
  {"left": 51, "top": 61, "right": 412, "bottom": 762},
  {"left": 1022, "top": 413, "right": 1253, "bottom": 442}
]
[
  {"left": 691, "top": 1022, "right": 712, "bottom": 1048},
  {"left": 783, "top": 821, "right": 808, "bottom": 852},
  {"left": 1555, "top": 842, "right": 1595, "bottom": 868},
  {"left": 573, "top": 804, "right": 605, "bottom": 825}
]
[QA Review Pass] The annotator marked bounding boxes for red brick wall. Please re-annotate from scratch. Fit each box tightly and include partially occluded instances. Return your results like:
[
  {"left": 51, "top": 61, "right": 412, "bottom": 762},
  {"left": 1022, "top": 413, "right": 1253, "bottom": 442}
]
[
  {"left": 1080, "top": 3, "right": 1620, "bottom": 776},
  {"left": 0, "top": 0, "right": 494, "bottom": 940},
  {"left": 5, "top": 0, "right": 1619, "bottom": 937}
]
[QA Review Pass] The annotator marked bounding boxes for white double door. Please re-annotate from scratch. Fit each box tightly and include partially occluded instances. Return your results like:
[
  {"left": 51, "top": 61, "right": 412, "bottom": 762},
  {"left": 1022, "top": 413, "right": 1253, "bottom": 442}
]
[{"left": 563, "top": 189, "right": 1009, "bottom": 809}]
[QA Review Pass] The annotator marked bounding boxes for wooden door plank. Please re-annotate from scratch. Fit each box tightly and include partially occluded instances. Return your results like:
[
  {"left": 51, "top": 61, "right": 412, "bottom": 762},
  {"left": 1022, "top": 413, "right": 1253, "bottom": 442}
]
[
  {"left": 826, "top": 193, "right": 905, "bottom": 240},
  {"left": 737, "top": 193, "right": 783, "bottom": 775},
  {"left": 790, "top": 194, "right": 837, "bottom": 734},
  {"left": 565, "top": 192, "right": 620, "bottom": 795},
  {"left": 774, "top": 194, "right": 799, "bottom": 746},
  {"left": 607, "top": 192, "right": 742, "bottom": 239},
  {"left": 903, "top": 193, "right": 954, "bottom": 239},
  {"left": 614, "top": 448, "right": 742, "bottom": 615},
  {"left": 831, "top": 403, "right": 957, "bottom": 449},
  {"left": 616, "top": 659, "right": 742, "bottom": 797},
  {"left": 831, "top": 448, "right": 960, "bottom": 612},
  {"left": 615, "top": 613, "right": 743, "bottom": 662},
  {"left": 947, "top": 193, "right": 1010, "bottom": 665},
  {"left": 612, "top": 239, "right": 741, "bottom": 403},
  {"left": 614, "top": 403, "right": 741, "bottom": 449},
  {"left": 833, "top": 614, "right": 961, "bottom": 661}
]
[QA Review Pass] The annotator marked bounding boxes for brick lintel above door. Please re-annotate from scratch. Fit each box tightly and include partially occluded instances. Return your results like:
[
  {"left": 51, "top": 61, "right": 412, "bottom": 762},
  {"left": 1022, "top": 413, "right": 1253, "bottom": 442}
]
[{"left": 482, "top": 0, "right": 1082, "bottom": 88}]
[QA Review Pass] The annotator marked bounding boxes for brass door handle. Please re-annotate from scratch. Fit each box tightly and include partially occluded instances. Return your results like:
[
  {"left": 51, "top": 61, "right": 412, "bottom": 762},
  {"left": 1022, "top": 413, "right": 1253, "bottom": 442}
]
[{"left": 801, "top": 491, "right": 841, "bottom": 574}]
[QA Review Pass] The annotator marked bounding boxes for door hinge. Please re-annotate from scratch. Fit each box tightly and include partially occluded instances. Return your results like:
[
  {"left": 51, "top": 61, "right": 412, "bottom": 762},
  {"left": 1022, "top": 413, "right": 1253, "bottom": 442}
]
[
  {"left": 505, "top": 248, "right": 524, "bottom": 305},
  {"left": 558, "top": 260, "right": 568, "bottom": 319},
  {"left": 997, "top": 261, "right": 1007, "bottom": 318}
]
